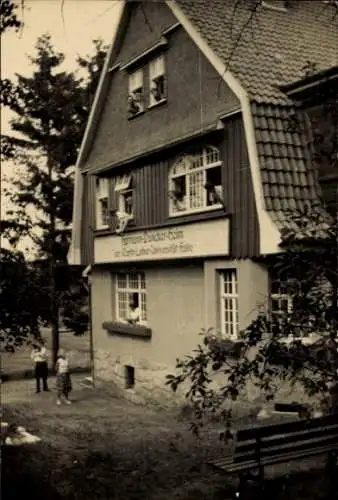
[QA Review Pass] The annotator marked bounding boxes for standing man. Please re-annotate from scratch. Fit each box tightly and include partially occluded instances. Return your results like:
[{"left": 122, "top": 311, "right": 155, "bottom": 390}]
[{"left": 31, "top": 339, "right": 49, "bottom": 393}]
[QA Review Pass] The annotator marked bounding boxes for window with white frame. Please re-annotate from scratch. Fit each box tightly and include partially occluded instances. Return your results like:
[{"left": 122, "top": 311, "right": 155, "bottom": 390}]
[
  {"left": 116, "top": 272, "right": 147, "bottom": 325},
  {"left": 270, "top": 272, "right": 294, "bottom": 320},
  {"left": 219, "top": 270, "right": 239, "bottom": 340},
  {"left": 95, "top": 177, "right": 109, "bottom": 229},
  {"left": 115, "top": 173, "right": 134, "bottom": 218},
  {"left": 169, "top": 146, "right": 223, "bottom": 216},
  {"left": 149, "top": 55, "right": 166, "bottom": 106},
  {"left": 128, "top": 69, "right": 144, "bottom": 115}
]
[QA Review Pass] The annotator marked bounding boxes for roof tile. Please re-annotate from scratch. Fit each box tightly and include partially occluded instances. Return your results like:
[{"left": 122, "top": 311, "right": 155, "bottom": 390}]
[
  {"left": 178, "top": 0, "right": 337, "bottom": 103},
  {"left": 176, "top": 0, "right": 332, "bottom": 230}
]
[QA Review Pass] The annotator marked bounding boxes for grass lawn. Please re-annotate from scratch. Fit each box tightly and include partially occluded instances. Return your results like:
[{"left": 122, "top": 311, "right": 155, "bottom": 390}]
[
  {"left": 1, "top": 328, "right": 90, "bottom": 377},
  {"left": 1, "top": 378, "right": 335, "bottom": 500}
]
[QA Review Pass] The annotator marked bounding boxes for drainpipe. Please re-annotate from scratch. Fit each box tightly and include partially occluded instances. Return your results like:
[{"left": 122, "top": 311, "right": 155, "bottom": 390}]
[{"left": 83, "top": 264, "right": 94, "bottom": 387}]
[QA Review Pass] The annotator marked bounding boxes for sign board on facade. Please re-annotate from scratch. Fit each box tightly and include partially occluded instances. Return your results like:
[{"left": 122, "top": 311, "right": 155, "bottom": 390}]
[{"left": 94, "top": 218, "right": 230, "bottom": 264}]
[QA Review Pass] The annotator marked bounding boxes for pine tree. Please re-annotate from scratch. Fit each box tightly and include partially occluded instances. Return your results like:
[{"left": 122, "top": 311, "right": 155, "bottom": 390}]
[
  {"left": 1, "top": 34, "right": 107, "bottom": 363},
  {"left": 0, "top": 0, "right": 21, "bottom": 34}
]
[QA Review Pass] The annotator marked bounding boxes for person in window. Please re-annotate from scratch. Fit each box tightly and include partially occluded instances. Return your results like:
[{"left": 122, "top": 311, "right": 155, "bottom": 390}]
[
  {"left": 127, "top": 293, "right": 141, "bottom": 325},
  {"left": 173, "top": 194, "right": 186, "bottom": 212},
  {"left": 169, "top": 189, "right": 186, "bottom": 212}
]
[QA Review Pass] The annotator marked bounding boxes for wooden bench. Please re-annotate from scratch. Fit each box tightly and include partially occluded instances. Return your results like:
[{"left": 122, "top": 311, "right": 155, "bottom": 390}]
[{"left": 210, "top": 414, "right": 338, "bottom": 497}]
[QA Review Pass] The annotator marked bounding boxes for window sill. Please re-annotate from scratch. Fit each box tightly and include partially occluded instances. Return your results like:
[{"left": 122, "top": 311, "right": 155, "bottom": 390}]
[
  {"left": 169, "top": 203, "right": 224, "bottom": 218},
  {"left": 102, "top": 321, "right": 152, "bottom": 339},
  {"left": 148, "top": 98, "right": 167, "bottom": 110},
  {"left": 128, "top": 110, "right": 145, "bottom": 120},
  {"left": 94, "top": 227, "right": 112, "bottom": 236}
]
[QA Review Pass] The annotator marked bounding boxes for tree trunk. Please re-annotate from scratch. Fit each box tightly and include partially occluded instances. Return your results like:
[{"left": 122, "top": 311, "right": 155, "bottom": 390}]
[
  {"left": 46, "top": 125, "right": 59, "bottom": 367},
  {"left": 50, "top": 258, "right": 59, "bottom": 367}
]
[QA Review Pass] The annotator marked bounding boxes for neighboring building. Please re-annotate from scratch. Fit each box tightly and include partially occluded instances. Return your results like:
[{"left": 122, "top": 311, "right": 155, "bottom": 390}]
[{"left": 69, "top": 0, "right": 338, "bottom": 403}]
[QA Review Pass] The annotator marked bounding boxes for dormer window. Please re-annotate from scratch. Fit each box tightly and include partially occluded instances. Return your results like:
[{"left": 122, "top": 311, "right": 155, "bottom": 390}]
[
  {"left": 95, "top": 178, "right": 109, "bottom": 229},
  {"left": 128, "top": 69, "right": 144, "bottom": 116},
  {"left": 169, "top": 146, "right": 223, "bottom": 216},
  {"left": 149, "top": 55, "right": 166, "bottom": 107}
]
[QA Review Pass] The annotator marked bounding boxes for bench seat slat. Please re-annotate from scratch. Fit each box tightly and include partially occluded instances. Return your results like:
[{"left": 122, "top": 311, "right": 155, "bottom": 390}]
[
  {"left": 210, "top": 457, "right": 234, "bottom": 469},
  {"left": 236, "top": 425, "right": 338, "bottom": 455},
  {"left": 237, "top": 415, "right": 337, "bottom": 442},
  {"left": 210, "top": 442, "right": 338, "bottom": 473},
  {"left": 235, "top": 433, "right": 338, "bottom": 462}
]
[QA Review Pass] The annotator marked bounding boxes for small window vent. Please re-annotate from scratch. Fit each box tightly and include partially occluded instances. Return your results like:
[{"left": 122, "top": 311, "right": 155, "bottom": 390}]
[{"left": 125, "top": 365, "right": 135, "bottom": 389}]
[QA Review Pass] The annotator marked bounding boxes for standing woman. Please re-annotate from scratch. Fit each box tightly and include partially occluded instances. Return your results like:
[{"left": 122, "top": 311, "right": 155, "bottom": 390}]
[
  {"left": 31, "top": 339, "right": 49, "bottom": 393},
  {"left": 55, "top": 348, "right": 72, "bottom": 405}
]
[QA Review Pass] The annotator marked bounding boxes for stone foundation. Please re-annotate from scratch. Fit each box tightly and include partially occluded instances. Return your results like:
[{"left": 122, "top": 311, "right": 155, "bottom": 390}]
[
  {"left": 94, "top": 349, "right": 187, "bottom": 408},
  {"left": 94, "top": 349, "right": 322, "bottom": 411}
]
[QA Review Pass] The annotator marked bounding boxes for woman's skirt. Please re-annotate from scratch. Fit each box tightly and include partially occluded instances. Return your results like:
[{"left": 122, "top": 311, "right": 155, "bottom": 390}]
[{"left": 56, "top": 373, "right": 72, "bottom": 395}]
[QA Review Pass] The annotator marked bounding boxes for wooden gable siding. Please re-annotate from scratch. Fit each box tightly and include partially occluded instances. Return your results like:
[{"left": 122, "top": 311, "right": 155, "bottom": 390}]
[
  {"left": 80, "top": 174, "right": 95, "bottom": 265},
  {"left": 222, "top": 115, "right": 259, "bottom": 258},
  {"left": 84, "top": 114, "right": 259, "bottom": 261},
  {"left": 135, "top": 160, "right": 168, "bottom": 226},
  {"left": 82, "top": 1, "right": 239, "bottom": 173},
  {"left": 110, "top": 160, "right": 168, "bottom": 227}
]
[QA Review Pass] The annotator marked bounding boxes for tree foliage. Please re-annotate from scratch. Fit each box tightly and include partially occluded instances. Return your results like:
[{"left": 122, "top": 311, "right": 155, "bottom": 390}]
[
  {"left": 1, "top": 34, "right": 107, "bottom": 358},
  {"left": 0, "top": 248, "right": 40, "bottom": 351},
  {"left": 166, "top": 206, "right": 338, "bottom": 433},
  {"left": 0, "top": 0, "right": 22, "bottom": 34}
]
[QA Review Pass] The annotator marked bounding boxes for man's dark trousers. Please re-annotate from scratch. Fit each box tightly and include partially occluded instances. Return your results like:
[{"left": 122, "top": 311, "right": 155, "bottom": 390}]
[{"left": 35, "top": 361, "right": 49, "bottom": 392}]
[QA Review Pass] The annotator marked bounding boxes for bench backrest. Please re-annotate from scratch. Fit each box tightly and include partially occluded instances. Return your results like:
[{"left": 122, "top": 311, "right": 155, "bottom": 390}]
[{"left": 234, "top": 414, "right": 338, "bottom": 464}]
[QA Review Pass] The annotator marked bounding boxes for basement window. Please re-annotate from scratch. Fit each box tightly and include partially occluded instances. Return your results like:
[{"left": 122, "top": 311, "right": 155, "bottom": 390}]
[{"left": 125, "top": 365, "right": 135, "bottom": 389}]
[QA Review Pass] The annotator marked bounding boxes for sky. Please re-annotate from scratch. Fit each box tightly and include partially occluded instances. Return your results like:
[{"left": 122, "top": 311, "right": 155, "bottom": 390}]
[{"left": 1, "top": 0, "right": 123, "bottom": 254}]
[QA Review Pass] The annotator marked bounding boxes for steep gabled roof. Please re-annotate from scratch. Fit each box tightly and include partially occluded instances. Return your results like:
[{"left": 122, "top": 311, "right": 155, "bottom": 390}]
[
  {"left": 175, "top": 0, "right": 337, "bottom": 229},
  {"left": 176, "top": 0, "right": 338, "bottom": 104}
]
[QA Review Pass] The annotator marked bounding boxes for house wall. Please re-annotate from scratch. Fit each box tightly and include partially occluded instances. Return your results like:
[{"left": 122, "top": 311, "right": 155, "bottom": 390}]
[
  {"left": 81, "top": 114, "right": 259, "bottom": 264},
  {"left": 83, "top": 2, "right": 239, "bottom": 172},
  {"left": 91, "top": 258, "right": 314, "bottom": 409},
  {"left": 81, "top": 174, "right": 95, "bottom": 265},
  {"left": 91, "top": 257, "right": 269, "bottom": 406},
  {"left": 92, "top": 263, "right": 204, "bottom": 365},
  {"left": 204, "top": 258, "right": 269, "bottom": 332},
  {"left": 91, "top": 262, "right": 205, "bottom": 404}
]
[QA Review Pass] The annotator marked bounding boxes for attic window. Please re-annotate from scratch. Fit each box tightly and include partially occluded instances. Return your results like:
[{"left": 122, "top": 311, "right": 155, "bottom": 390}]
[
  {"left": 128, "top": 69, "right": 144, "bottom": 116},
  {"left": 262, "top": 1, "right": 288, "bottom": 11},
  {"left": 149, "top": 55, "right": 167, "bottom": 107}
]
